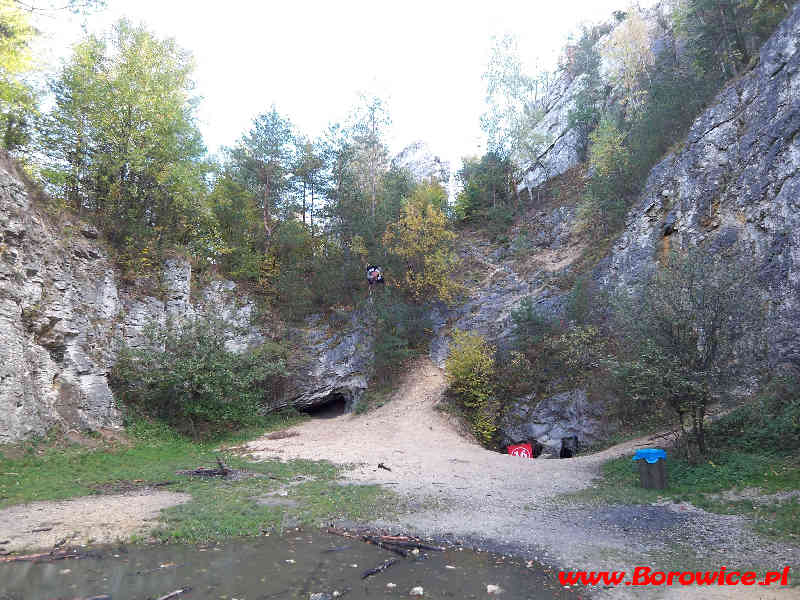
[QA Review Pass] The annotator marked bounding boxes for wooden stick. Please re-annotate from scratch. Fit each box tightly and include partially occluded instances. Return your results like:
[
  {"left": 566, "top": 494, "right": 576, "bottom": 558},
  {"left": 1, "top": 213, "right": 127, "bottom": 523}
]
[
  {"left": 361, "top": 558, "right": 397, "bottom": 579},
  {"left": 154, "top": 588, "right": 192, "bottom": 600}
]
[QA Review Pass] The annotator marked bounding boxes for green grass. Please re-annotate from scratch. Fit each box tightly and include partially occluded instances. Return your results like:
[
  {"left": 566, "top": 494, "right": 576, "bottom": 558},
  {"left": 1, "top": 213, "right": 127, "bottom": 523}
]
[
  {"left": 0, "top": 415, "right": 396, "bottom": 544},
  {"left": 565, "top": 451, "right": 800, "bottom": 542},
  {"left": 152, "top": 459, "right": 395, "bottom": 543}
]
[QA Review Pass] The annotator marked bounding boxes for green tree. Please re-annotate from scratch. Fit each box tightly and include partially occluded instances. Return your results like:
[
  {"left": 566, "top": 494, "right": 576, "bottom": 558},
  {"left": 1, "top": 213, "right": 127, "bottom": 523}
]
[
  {"left": 0, "top": 0, "right": 36, "bottom": 149},
  {"left": 293, "top": 137, "right": 325, "bottom": 232},
  {"left": 577, "top": 116, "right": 632, "bottom": 236},
  {"left": 612, "top": 248, "right": 765, "bottom": 459},
  {"left": 42, "top": 19, "right": 207, "bottom": 273},
  {"left": 676, "top": 0, "right": 790, "bottom": 79},
  {"left": 454, "top": 152, "right": 515, "bottom": 228},
  {"left": 350, "top": 95, "right": 390, "bottom": 220},
  {"left": 383, "top": 182, "right": 459, "bottom": 303},
  {"left": 229, "top": 107, "right": 296, "bottom": 244}
]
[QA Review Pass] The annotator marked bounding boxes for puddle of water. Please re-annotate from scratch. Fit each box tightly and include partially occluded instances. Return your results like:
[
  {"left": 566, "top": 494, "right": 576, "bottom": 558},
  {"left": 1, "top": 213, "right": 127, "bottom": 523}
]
[{"left": 0, "top": 531, "right": 578, "bottom": 600}]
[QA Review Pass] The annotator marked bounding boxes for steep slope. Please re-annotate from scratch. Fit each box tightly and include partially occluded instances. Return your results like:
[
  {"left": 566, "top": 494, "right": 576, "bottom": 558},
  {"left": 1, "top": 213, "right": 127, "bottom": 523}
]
[{"left": 603, "top": 3, "right": 800, "bottom": 368}]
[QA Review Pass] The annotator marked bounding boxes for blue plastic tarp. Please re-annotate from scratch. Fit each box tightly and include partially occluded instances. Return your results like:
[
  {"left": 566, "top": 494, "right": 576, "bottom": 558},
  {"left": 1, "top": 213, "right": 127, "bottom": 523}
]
[{"left": 632, "top": 448, "right": 667, "bottom": 463}]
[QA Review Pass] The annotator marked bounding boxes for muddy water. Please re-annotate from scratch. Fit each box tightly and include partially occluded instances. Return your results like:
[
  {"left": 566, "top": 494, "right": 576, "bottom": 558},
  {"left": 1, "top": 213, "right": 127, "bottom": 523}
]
[{"left": 0, "top": 531, "right": 578, "bottom": 600}]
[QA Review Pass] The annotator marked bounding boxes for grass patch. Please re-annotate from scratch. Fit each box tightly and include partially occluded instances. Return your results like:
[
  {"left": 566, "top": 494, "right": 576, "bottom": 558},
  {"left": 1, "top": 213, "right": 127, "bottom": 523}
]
[
  {"left": 0, "top": 414, "right": 396, "bottom": 544},
  {"left": 152, "top": 459, "right": 395, "bottom": 544},
  {"left": 566, "top": 451, "right": 799, "bottom": 542},
  {"left": 566, "top": 376, "right": 800, "bottom": 543}
]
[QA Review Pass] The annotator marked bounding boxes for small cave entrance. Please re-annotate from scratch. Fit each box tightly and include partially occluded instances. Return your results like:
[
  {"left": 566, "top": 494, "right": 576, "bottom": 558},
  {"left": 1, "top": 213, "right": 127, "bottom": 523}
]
[
  {"left": 302, "top": 392, "right": 349, "bottom": 419},
  {"left": 559, "top": 436, "right": 579, "bottom": 459}
]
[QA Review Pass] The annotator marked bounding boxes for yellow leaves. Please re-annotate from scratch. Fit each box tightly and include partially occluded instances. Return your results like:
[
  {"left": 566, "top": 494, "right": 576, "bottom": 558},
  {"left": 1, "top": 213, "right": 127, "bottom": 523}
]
[
  {"left": 350, "top": 234, "right": 368, "bottom": 260},
  {"left": 445, "top": 330, "right": 498, "bottom": 445},
  {"left": 588, "top": 118, "right": 630, "bottom": 179},
  {"left": 383, "top": 184, "right": 459, "bottom": 303},
  {"left": 258, "top": 251, "right": 281, "bottom": 294},
  {"left": 601, "top": 9, "right": 655, "bottom": 116},
  {"left": 0, "top": 0, "right": 35, "bottom": 78}
]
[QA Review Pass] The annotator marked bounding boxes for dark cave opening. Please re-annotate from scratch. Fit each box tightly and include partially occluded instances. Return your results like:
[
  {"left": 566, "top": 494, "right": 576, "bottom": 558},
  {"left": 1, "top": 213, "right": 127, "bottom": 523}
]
[{"left": 302, "top": 392, "right": 348, "bottom": 419}]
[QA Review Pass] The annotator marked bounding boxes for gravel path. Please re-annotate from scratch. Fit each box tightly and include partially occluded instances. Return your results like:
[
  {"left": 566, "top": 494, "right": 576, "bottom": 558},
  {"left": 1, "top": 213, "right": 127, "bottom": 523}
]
[{"left": 247, "top": 358, "right": 799, "bottom": 600}]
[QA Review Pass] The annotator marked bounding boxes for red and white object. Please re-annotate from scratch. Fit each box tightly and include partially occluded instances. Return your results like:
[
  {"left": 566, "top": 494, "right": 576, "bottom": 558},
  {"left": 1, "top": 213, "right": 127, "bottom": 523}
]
[{"left": 507, "top": 443, "right": 533, "bottom": 458}]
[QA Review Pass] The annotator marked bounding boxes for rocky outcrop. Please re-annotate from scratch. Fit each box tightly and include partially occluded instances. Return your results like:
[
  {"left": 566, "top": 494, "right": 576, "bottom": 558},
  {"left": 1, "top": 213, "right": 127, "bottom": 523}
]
[
  {"left": 392, "top": 141, "right": 450, "bottom": 185},
  {"left": 0, "top": 159, "right": 373, "bottom": 443},
  {"left": 517, "top": 4, "right": 678, "bottom": 196},
  {"left": 500, "top": 389, "right": 609, "bottom": 456},
  {"left": 428, "top": 240, "right": 565, "bottom": 367},
  {"left": 517, "top": 72, "right": 589, "bottom": 194},
  {"left": 284, "top": 311, "right": 374, "bottom": 412},
  {"left": 603, "top": 3, "right": 800, "bottom": 367}
]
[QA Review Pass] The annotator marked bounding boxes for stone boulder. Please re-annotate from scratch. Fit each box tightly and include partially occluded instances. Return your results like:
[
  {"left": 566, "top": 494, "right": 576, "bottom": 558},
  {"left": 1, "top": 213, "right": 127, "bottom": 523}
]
[{"left": 499, "top": 389, "right": 608, "bottom": 456}]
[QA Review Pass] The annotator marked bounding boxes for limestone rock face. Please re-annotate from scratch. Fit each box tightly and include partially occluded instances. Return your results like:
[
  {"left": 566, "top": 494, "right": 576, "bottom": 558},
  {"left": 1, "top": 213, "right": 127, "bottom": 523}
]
[
  {"left": 603, "top": 3, "right": 800, "bottom": 368},
  {"left": 0, "top": 159, "right": 373, "bottom": 443},
  {"left": 286, "top": 311, "right": 374, "bottom": 412},
  {"left": 517, "top": 72, "right": 589, "bottom": 194},
  {"left": 499, "top": 389, "right": 608, "bottom": 456},
  {"left": 517, "top": 6, "right": 677, "bottom": 196},
  {"left": 392, "top": 141, "right": 450, "bottom": 185}
]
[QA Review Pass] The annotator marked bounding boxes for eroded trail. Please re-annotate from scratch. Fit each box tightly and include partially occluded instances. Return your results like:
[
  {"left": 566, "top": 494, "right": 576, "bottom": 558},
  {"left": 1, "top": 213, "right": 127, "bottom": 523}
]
[
  {"left": 247, "top": 358, "right": 798, "bottom": 600},
  {"left": 247, "top": 358, "right": 614, "bottom": 509}
]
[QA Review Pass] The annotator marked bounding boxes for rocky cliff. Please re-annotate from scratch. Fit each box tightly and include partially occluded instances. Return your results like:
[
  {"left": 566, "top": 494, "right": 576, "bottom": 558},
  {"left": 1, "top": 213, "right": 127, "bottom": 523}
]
[
  {"left": 517, "top": 3, "right": 678, "bottom": 196},
  {"left": 0, "top": 158, "right": 372, "bottom": 443},
  {"left": 603, "top": 3, "right": 800, "bottom": 369}
]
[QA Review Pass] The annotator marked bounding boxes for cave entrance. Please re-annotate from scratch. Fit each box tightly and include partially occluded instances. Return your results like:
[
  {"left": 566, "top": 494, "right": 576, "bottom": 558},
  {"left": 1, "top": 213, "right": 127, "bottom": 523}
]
[{"left": 303, "top": 392, "right": 348, "bottom": 419}]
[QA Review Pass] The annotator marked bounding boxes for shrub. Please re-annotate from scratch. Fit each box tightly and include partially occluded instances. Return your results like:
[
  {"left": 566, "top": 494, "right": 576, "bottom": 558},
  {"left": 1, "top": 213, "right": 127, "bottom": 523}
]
[
  {"left": 611, "top": 249, "right": 765, "bottom": 458},
  {"left": 707, "top": 376, "right": 800, "bottom": 456},
  {"left": 511, "top": 297, "right": 557, "bottom": 347},
  {"left": 445, "top": 330, "right": 498, "bottom": 446},
  {"left": 111, "top": 318, "right": 288, "bottom": 438},
  {"left": 372, "top": 288, "right": 433, "bottom": 379}
]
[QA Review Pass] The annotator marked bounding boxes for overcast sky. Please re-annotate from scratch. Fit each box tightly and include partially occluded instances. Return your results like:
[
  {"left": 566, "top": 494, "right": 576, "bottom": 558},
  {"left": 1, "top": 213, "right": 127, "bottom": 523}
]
[{"left": 37, "top": 0, "right": 659, "bottom": 167}]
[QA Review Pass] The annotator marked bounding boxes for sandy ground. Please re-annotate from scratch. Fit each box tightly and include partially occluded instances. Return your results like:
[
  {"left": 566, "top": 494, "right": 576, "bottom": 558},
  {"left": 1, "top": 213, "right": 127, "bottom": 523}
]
[
  {"left": 0, "top": 490, "right": 190, "bottom": 554},
  {"left": 246, "top": 358, "right": 799, "bottom": 600}
]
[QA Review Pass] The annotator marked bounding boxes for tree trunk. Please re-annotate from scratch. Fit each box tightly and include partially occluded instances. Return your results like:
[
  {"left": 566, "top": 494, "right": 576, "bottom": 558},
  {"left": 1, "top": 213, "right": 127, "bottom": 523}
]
[
  {"left": 302, "top": 180, "right": 307, "bottom": 225},
  {"left": 262, "top": 175, "right": 272, "bottom": 243}
]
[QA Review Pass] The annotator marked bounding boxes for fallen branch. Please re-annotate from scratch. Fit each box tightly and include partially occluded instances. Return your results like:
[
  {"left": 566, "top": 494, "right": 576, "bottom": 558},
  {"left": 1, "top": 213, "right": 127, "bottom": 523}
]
[
  {"left": 374, "top": 538, "right": 445, "bottom": 552},
  {"left": 361, "top": 558, "right": 397, "bottom": 579},
  {"left": 364, "top": 537, "right": 408, "bottom": 558},
  {"left": 154, "top": 588, "right": 192, "bottom": 600},
  {"left": 176, "top": 456, "right": 232, "bottom": 478},
  {"left": 325, "top": 528, "right": 445, "bottom": 555},
  {"left": 0, "top": 549, "right": 89, "bottom": 563}
]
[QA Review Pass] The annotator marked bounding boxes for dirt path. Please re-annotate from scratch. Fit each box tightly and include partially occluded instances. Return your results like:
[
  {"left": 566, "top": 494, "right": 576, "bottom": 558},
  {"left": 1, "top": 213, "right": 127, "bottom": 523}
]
[
  {"left": 0, "top": 490, "right": 190, "bottom": 553},
  {"left": 247, "top": 358, "right": 798, "bottom": 600}
]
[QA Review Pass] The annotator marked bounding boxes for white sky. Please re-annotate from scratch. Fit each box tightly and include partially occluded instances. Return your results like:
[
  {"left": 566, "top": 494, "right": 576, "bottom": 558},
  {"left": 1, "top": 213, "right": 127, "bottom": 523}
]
[{"left": 36, "top": 0, "right": 659, "bottom": 167}]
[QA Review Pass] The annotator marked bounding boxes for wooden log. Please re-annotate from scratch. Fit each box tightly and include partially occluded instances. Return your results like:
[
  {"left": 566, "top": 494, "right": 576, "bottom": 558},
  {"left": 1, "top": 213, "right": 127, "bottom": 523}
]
[
  {"left": 0, "top": 549, "right": 84, "bottom": 563},
  {"left": 361, "top": 558, "right": 397, "bottom": 579},
  {"left": 362, "top": 536, "right": 409, "bottom": 557}
]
